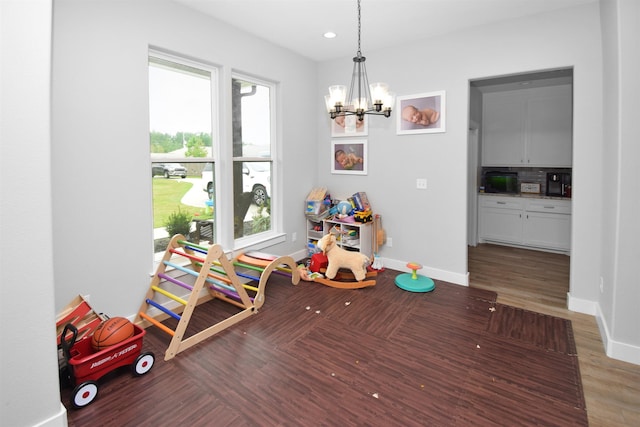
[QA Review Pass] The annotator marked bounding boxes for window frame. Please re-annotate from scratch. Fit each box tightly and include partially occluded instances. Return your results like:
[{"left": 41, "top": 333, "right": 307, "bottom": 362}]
[
  {"left": 148, "top": 50, "right": 219, "bottom": 256},
  {"left": 229, "top": 71, "right": 284, "bottom": 251},
  {"left": 148, "top": 50, "right": 284, "bottom": 259}
]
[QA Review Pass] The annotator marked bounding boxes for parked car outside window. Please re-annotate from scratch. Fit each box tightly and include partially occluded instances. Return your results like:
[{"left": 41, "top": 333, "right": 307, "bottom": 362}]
[
  {"left": 201, "top": 162, "right": 270, "bottom": 206},
  {"left": 243, "top": 162, "right": 270, "bottom": 206},
  {"left": 152, "top": 163, "right": 187, "bottom": 179}
]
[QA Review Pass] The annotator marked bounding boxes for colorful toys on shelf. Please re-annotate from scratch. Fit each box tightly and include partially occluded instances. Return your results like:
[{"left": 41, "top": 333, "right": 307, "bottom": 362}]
[
  {"left": 354, "top": 209, "right": 373, "bottom": 223},
  {"left": 336, "top": 200, "right": 354, "bottom": 218}
]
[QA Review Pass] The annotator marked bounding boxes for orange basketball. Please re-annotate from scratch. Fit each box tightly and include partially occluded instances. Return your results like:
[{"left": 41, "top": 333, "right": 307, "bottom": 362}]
[{"left": 91, "top": 317, "right": 134, "bottom": 351}]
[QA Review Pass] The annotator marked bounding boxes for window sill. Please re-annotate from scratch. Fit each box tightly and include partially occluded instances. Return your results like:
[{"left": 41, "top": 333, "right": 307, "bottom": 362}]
[{"left": 232, "top": 231, "right": 287, "bottom": 254}]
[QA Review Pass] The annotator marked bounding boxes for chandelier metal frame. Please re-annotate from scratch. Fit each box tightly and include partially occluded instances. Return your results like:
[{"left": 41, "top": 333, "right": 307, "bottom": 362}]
[{"left": 325, "top": 0, "right": 394, "bottom": 122}]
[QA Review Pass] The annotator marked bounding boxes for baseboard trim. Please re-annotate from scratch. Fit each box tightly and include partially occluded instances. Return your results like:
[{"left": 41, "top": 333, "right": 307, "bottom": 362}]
[
  {"left": 567, "top": 292, "right": 597, "bottom": 315},
  {"left": 595, "top": 303, "right": 640, "bottom": 365},
  {"left": 33, "top": 403, "right": 67, "bottom": 427},
  {"left": 290, "top": 248, "right": 308, "bottom": 264}
]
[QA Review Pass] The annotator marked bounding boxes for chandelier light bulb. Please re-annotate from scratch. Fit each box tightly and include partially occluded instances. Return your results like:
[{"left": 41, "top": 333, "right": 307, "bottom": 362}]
[
  {"left": 383, "top": 91, "right": 396, "bottom": 110},
  {"left": 329, "top": 85, "right": 347, "bottom": 106},
  {"left": 352, "top": 97, "right": 368, "bottom": 111},
  {"left": 324, "top": 95, "right": 335, "bottom": 112},
  {"left": 370, "top": 82, "right": 389, "bottom": 103}
]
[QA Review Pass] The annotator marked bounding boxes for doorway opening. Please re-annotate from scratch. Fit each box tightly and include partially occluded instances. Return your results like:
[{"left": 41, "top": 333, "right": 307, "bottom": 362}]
[{"left": 466, "top": 68, "right": 573, "bottom": 311}]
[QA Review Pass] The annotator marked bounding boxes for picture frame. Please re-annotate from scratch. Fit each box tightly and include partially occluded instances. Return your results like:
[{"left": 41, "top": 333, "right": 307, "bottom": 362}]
[
  {"left": 396, "top": 91, "right": 446, "bottom": 135},
  {"left": 331, "top": 140, "right": 367, "bottom": 175},
  {"left": 331, "top": 114, "right": 368, "bottom": 137}
]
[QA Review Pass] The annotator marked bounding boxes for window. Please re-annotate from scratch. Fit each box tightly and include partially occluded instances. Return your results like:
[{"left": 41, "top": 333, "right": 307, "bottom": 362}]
[
  {"left": 148, "top": 53, "right": 280, "bottom": 257},
  {"left": 231, "top": 76, "right": 275, "bottom": 241},
  {"left": 148, "top": 53, "right": 216, "bottom": 254}
]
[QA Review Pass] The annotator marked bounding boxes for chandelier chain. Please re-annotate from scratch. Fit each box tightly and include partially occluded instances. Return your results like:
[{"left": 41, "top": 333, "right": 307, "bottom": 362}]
[{"left": 357, "top": 0, "right": 361, "bottom": 55}]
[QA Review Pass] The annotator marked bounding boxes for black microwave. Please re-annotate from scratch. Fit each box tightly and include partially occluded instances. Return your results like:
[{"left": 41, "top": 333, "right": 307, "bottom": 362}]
[{"left": 483, "top": 171, "right": 518, "bottom": 193}]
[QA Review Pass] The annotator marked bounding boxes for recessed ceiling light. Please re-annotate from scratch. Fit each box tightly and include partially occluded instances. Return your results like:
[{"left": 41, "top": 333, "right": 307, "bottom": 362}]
[{"left": 323, "top": 32, "right": 337, "bottom": 39}]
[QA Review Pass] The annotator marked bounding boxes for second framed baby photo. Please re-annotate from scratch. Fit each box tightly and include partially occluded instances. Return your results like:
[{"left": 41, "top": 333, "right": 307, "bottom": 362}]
[
  {"left": 396, "top": 91, "right": 446, "bottom": 135},
  {"left": 331, "top": 140, "right": 367, "bottom": 175}
]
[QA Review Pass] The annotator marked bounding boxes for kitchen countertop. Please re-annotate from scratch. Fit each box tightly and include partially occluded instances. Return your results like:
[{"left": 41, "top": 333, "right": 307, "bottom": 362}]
[{"left": 479, "top": 192, "right": 571, "bottom": 201}]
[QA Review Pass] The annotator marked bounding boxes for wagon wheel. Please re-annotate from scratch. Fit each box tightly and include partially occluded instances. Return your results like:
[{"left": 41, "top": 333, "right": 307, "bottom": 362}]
[
  {"left": 71, "top": 381, "right": 98, "bottom": 408},
  {"left": 133, "top": 352, "right": 155, "bottom": 376}
]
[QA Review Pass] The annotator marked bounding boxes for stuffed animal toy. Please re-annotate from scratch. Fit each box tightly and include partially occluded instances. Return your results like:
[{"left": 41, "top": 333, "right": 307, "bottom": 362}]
[{"left": 316, "top": 234, "right": 370, "bottom": 281}]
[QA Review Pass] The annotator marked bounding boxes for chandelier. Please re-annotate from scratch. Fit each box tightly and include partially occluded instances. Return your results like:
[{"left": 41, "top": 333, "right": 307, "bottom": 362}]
[{"left": 325, "top": 0, "right": 394, "bottom": 122}]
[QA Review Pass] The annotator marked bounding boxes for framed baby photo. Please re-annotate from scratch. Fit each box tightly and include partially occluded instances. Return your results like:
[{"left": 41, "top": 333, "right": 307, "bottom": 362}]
[
  {"left": 331, "top": 114, "right": 368, "bottom": 137},
  {"left": 331, "top": 140, "right": 368, "bottom": 175},
  {"left": 396, "top": 91, "right": 446, "bottom": 135}
]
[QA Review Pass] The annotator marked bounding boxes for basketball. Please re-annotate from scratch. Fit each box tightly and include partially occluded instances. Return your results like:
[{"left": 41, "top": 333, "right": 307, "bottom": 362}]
[{"left": 91, "top": 317, "right": 134, "bottom": 351}]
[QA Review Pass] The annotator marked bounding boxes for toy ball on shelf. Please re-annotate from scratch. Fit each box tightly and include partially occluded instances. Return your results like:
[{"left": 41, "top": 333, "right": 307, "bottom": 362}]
[
  {"left": 336, "top": 201, "right": 353, "bottom": 216},
  {"left": 91, "top": 317, "right": 134, "bottom": 352}
]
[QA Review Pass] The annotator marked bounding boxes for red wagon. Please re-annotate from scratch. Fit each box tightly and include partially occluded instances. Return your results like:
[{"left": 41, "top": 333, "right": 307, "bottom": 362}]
[{"left": 61, "top": 323, "right": 154, "bottom": 408}]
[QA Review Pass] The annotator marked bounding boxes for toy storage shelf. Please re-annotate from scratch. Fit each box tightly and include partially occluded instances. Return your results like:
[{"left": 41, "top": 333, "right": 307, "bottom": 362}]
[
  {"left": 306, "top": 218, "right": 373, "bottom": 259},
  {"left": 306, "top": 218, "right": 325, "bottom": 256}
]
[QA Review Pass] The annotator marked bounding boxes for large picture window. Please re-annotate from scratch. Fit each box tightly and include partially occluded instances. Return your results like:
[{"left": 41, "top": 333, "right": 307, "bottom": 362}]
[
  {"left": 148, "top": 54, "right": 280, "bottom": 256},
  {"left": 148, "top": 53, "right": 216, "bottom": 253}
]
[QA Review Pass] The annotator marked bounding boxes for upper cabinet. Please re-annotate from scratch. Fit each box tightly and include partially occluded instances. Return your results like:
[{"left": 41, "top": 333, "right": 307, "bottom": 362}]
[{"left": 481, "top": 85, "right": 572, "bottom": 167}]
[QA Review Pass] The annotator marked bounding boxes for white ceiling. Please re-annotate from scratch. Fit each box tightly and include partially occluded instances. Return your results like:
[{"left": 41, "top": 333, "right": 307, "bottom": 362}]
[{"left": 172, "top": 0, "right": 596, "bottom": 62}]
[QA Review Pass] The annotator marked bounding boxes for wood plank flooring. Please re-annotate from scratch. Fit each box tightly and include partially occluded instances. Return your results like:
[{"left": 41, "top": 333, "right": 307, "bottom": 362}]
[
  {"left": 468, "top": 243, "right": 640, "bottom": 426},
  {"left": 59, "top": 247, "right": 615, "bottom": 426},
  {"left": 59, "top": 244, "right": 640, "bottom": 426}
]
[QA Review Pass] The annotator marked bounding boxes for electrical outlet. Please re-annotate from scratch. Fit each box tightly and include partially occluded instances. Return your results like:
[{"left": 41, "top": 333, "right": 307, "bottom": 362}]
[
  {"left": 387, "top": 237, "right": 393, "bottom": 247},
  {"left": 416, "top": 178, "right": 427, "bottom": 189},
  {"left": 292, "top": 232, "right": 297, "bottom": 242}
]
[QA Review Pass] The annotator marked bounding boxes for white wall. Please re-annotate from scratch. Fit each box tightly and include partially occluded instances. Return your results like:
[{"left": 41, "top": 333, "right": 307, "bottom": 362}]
[
  {"left": 1, "top": 3, "right": 636, "bottom": 425},
  {"left": 1, "top": 1, "right": 68, "bottom": 425},
  {"left": 317, "top": 3, "right": 604, "bottom": 297},
  {"left": 51, "top": 0, "right": 317, "bottom": 317},
  {"left": 4, "top": 7, "right": 633, "bottom": 425},
  {"left": 598, "top": 0, "right": 640, "bottom": 364}
]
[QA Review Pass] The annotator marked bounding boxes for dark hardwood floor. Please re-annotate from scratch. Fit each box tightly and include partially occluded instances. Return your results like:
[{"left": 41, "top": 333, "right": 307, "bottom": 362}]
[
  {"left": 468, "top": 243, "right": 640, "bottom": 427},
  {"left": 61, "top": 249, "right": 604, "bottom": 426}
]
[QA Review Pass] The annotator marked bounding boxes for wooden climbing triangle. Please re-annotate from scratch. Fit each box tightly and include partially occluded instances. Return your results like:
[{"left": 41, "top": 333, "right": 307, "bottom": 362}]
[{"left": 136, "top": 235, "right": 299, "bottom": 361}]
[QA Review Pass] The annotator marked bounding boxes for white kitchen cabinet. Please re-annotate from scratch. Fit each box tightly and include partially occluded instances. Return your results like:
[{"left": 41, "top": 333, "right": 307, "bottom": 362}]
[
  {"left": 478, "top": 196, "right": 524, "bottom": 244},
  {"left": 482, "top": 85, "right": 572, "bottom": 167},
  {"left": 522, "top": 199, "right": 572, "bottom": 250},
  {"left": 522, "top": 211, "right": 571, "bottom": 250},
  {"left": 481, "top": 94, "right": 525, "bottom": 166},
  {"left": 525, "top": 87, "right": 573, "bottom": 166},
  {"left": 478, "top": 195, "right": 571, "bottom": 252}
]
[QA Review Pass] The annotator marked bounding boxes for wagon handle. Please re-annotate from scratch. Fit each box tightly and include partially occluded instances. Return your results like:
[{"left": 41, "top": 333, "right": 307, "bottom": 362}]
[{"left": 60, "top": 323, "right": 78, "bottom": 360}]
